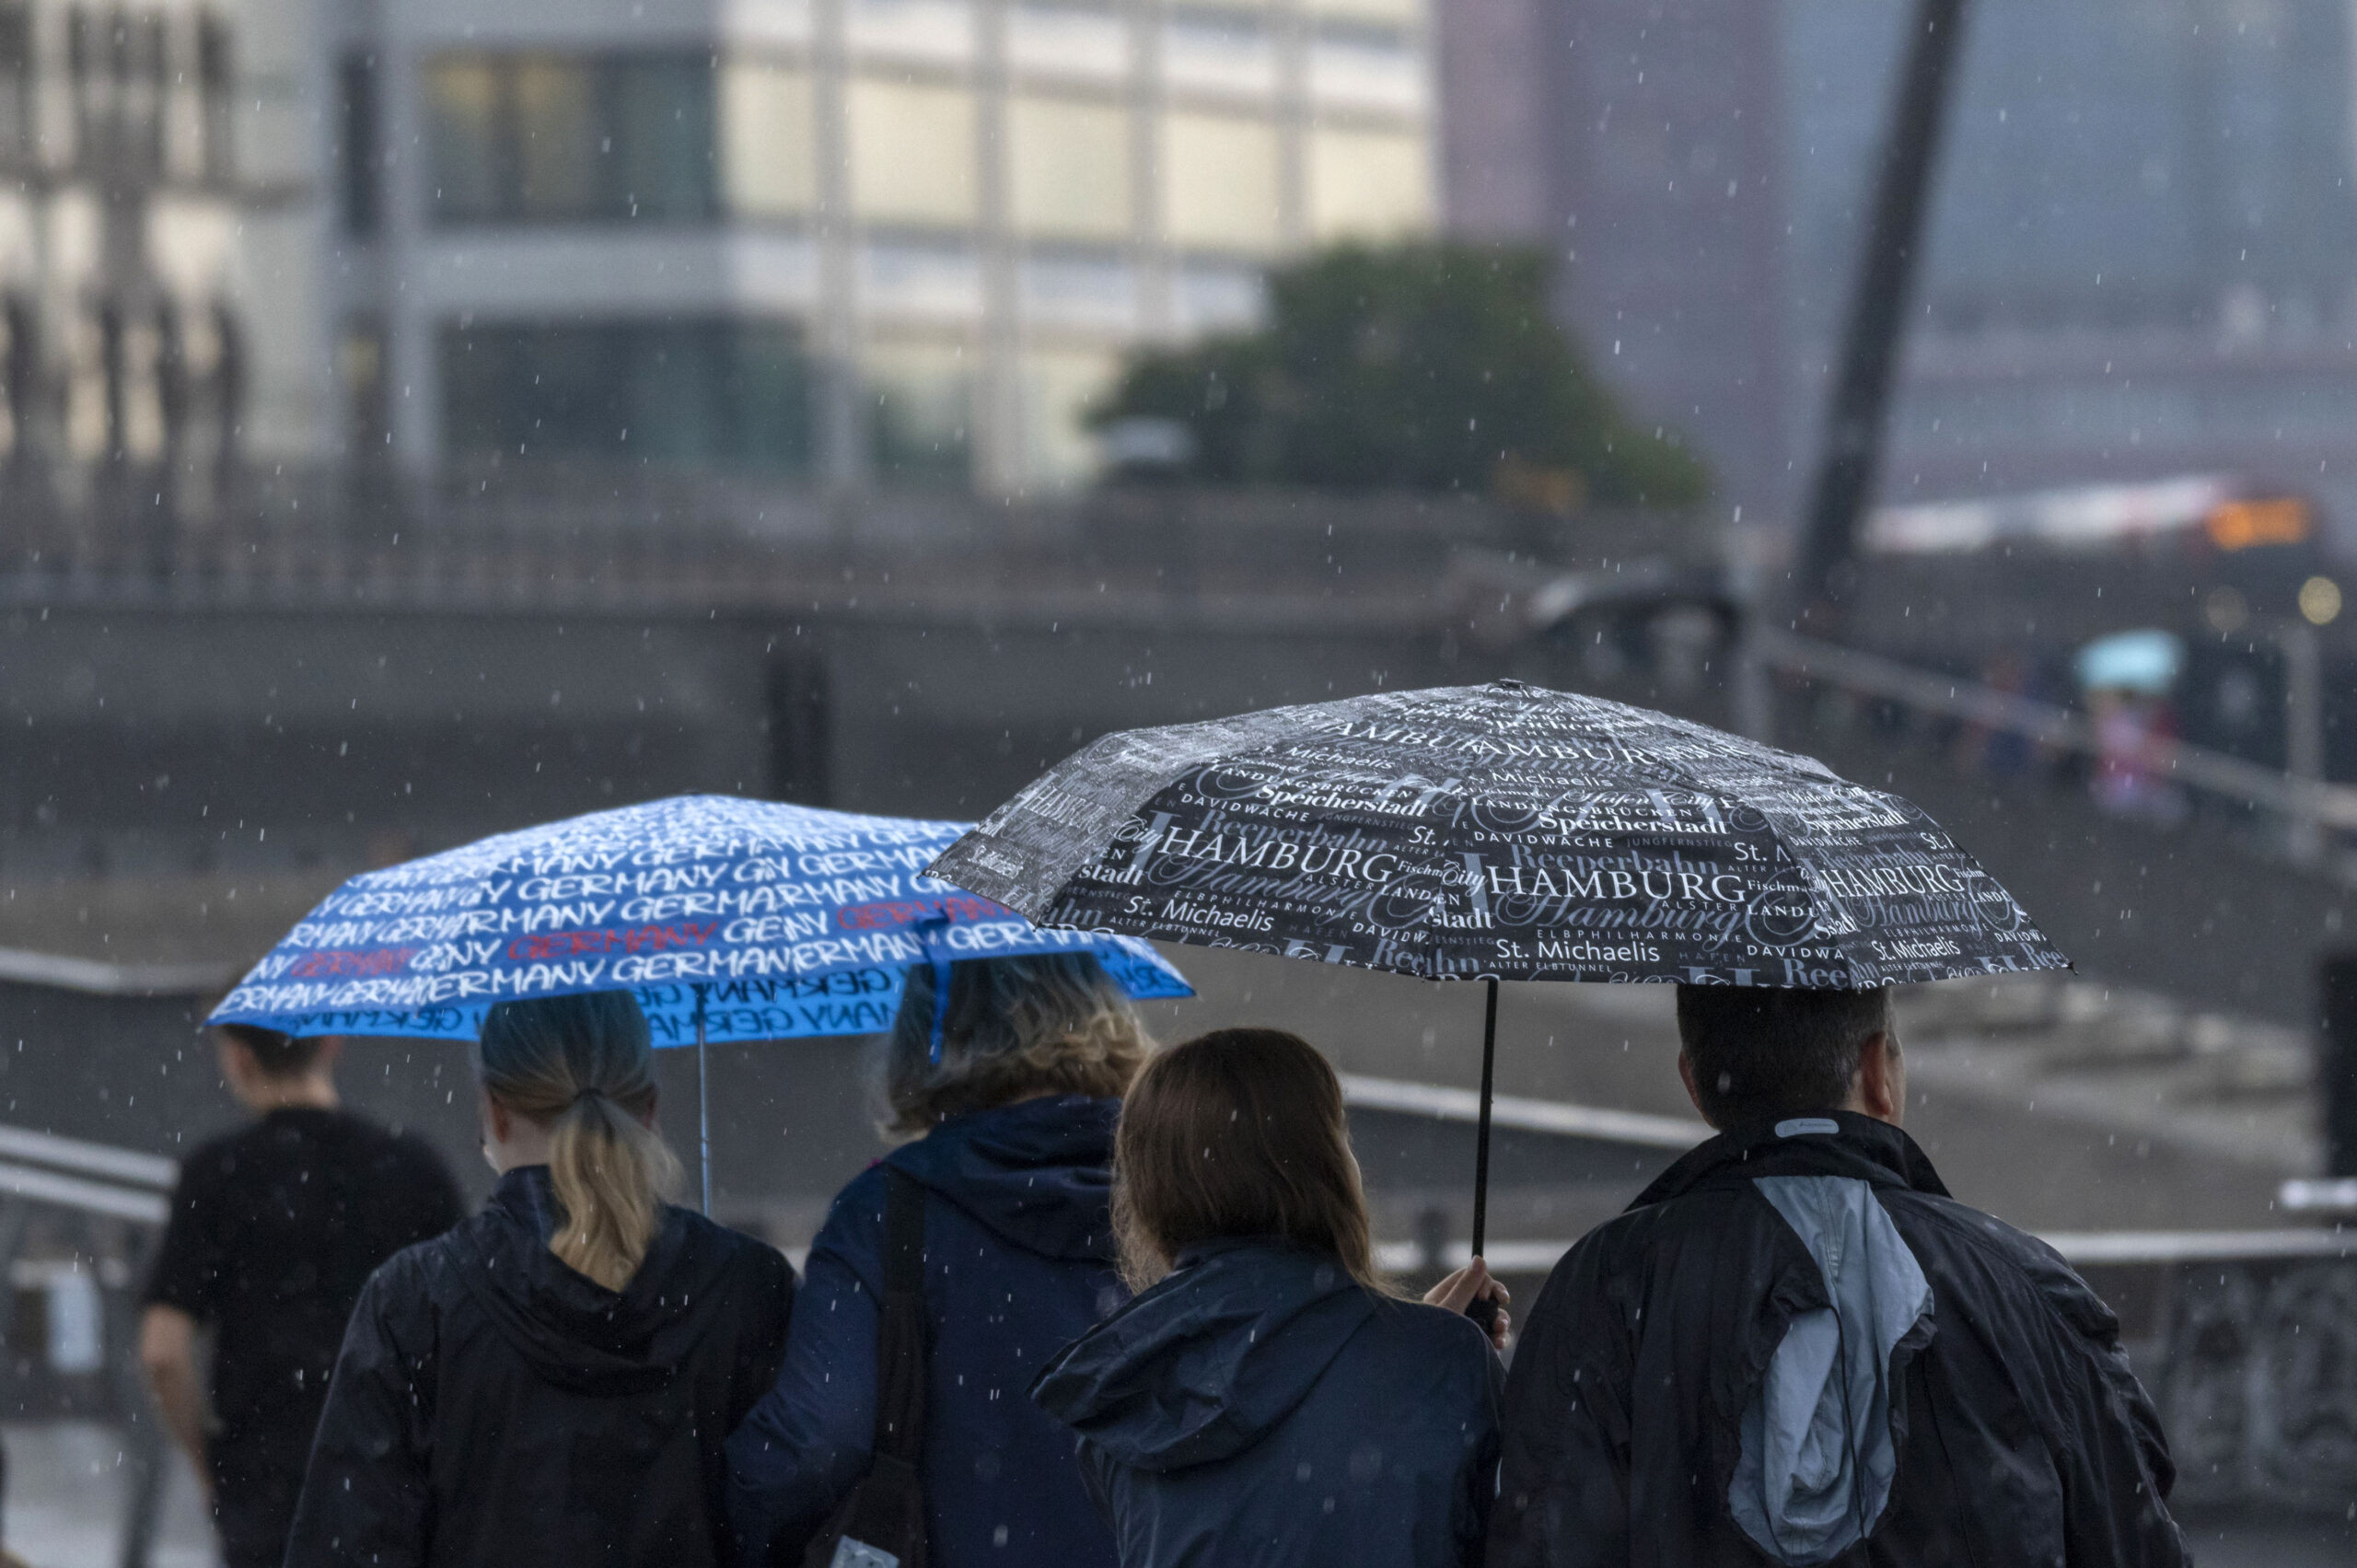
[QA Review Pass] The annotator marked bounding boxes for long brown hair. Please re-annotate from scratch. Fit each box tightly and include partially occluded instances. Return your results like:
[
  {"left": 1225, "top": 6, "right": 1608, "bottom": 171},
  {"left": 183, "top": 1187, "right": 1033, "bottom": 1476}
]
[
  {"left": 870, "top": 954, "right": 1151, "bottom": 1136},
  {"left": 1111, "top": 1028, "right": 1384, "bottom": 1295},
  {"left": 478, "top": 992, "right": 680, "bottom": 1292}
]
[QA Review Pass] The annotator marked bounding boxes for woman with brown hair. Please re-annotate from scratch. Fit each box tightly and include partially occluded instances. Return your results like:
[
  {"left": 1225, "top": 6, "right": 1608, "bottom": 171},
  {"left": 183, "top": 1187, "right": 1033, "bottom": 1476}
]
[
  {"left": 1032, "top": 1027, "right": 1507, "bottom": 1568},
  {"left": 284, "top": 991, "right": 793, "bottom": 1567},
  {"left": 726, "top": 952, "right": 1153, "bottom": 1568}
]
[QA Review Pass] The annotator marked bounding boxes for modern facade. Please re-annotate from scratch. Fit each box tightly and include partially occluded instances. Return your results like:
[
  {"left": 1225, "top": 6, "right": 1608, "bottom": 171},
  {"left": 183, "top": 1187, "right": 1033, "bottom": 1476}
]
[
  {"left": 1434, "top": 0, "right": 2357, "bottom": 541},
  {"left": 304, "top": 0, "right": 1438, "bottom": 495}
]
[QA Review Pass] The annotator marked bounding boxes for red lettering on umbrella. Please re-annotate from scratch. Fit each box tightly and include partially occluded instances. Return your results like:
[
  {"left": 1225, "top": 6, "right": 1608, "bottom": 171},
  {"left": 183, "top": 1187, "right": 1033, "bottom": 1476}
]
[
  {"left": 289, "top": 947, "right": 418, "bottom": 979},
  {"left": 505, "top": 923, "right": 721, "bottom": 961},
  {"left": 835, "top": 895, "right": 1009, "bottom": 930}
]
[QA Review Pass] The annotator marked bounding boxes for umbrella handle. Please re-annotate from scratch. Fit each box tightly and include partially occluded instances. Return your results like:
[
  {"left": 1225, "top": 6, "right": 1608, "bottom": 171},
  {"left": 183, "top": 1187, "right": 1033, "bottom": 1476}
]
[{"left": 1467, "top": 977, "right": 1499, "bottom": 1334}]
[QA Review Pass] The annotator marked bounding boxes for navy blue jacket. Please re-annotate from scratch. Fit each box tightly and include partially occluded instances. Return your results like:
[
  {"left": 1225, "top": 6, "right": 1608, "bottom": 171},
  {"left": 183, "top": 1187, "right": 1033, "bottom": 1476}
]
[
  {"left": 1032, "top": 1238, "right": 1503, "bottom": 1568},
  {"left": 725, "top": 1096, "right": 1129, "bottom": 1568}
]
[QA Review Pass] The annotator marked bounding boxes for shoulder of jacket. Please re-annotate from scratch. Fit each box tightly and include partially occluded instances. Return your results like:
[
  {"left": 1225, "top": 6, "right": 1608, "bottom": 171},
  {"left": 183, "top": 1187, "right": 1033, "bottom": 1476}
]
[
  {"left": 181, "top": 1125, "right": 256, "bottom": 1176},
  {"left": 1375, "top": 1295, "right": 1495, "bottom": 1361},
  {"left": 1885, "top": 1191, "right": 2117, "bottom": 1335},
  {"left": 679, "top": 1210, "right": 795, "bottom": 1279},
  {"left": 376, "top": 1213, "right": 496, "bottom": 1295},
  {"left": 1569, "top": 1182, "right": 1749, "bottom": 1263},
  {"left": 813, "top": 1164, "right": 895, "bottom": 1247}
]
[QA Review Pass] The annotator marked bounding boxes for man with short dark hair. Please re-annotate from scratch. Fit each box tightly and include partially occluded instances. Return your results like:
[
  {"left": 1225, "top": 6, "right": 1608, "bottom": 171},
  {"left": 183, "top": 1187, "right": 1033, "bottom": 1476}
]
[
  {"left": 139, "top": 1024, "right": 462, "bottom": 1568},
  {"left": 1488, "top": 985, "right": 2187, "bottom": 1567}
]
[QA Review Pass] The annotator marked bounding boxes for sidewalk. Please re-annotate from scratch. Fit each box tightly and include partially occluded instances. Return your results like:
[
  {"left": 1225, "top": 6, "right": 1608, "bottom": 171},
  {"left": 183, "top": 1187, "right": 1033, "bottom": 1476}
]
[{"left": 1, "top": 1423, "right": 211, "bottom": 1568}]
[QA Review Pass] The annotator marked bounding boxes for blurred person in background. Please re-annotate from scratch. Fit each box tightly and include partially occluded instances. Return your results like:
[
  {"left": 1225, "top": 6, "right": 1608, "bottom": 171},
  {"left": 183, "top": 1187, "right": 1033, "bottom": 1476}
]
[
  {"left": 139, "top": 1023, "right": 463, "bottom": 1568},
  {"left": 726, "top": 954, "right": 1152, "bottom": 1567},
  {"left": 1030, "top": 1027, "right": 1506, "bottom": 1568},
  {"left": 1487, "top": 985, "right": 2186, "bottom": 1568},
  {"left": 284, "top": 991, "right": 793, "bottom": 1567}
]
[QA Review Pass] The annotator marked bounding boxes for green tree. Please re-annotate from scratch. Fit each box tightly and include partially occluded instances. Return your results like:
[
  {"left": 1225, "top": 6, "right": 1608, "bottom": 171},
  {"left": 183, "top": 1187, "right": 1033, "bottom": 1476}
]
[{"left": 1094, "top": 241, "right": 1710, "bottom": 505}]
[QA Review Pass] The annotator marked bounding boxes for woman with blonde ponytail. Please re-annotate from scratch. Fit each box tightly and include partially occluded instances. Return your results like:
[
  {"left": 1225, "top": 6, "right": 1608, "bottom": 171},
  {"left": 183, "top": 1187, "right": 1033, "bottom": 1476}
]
[{"left": 284, "top": 992, "right": 794, "bottom": 1568}]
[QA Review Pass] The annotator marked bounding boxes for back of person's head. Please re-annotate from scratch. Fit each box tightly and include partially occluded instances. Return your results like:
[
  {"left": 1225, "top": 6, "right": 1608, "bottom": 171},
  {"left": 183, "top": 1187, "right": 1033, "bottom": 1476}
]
[
  {"left": 1674, "top": 984, "right": 1892, "bottom": 1128},
  {"left": 1111, "top": 1028, "right": 1382, "bottom": 1295},
  {"left": 477, "top": 992, "right": 679, "bottom": 1291},
  {"left": 870, "top": 953, "right": 1150, "bottom": 1136},
  {"left": 215, "top": 1021, "right": 327, "bottom": 1079}
]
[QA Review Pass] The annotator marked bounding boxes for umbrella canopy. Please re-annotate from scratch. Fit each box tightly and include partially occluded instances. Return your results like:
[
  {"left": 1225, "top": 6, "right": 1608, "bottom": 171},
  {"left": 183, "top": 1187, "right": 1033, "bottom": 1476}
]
[
  {"left": 929, "top": 680, "right": 2069, "bottom": 1286},
  {"left": 928, "top": 681, "right": 2068, "bottom": 987},
  {"left": 211, "top": 794, "right": 1191, "bottom": 1045}
]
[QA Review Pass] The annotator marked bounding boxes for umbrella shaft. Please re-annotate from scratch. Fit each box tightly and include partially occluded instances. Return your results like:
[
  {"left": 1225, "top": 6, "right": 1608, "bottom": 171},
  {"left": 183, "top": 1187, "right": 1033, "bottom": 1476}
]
[
  {"left": 1472, "top": 977, "right": 1498, "bottom": 1257},
  {"left": 696, "top": 985, "right": 712, "bottom": 1216}
]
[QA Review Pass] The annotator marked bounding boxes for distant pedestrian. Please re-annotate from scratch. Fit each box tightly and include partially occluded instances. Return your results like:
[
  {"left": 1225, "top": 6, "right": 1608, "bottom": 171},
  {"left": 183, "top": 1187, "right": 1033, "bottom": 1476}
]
[
  {"left": 284, "top": 991, "right": 792, "bottom": 1568},
  {"left": 1488, "top": 985, "right": 2188, "bottom": 1567},
  {"left": 139, "top": 1024, "right": 462, "bottom": 1568},
  {"left": 726, "top": 954, "right": 1154, "bottom": 1568},
  {"left": 1032, "top": 1027, "right": 1506, "bottom": 1568}
]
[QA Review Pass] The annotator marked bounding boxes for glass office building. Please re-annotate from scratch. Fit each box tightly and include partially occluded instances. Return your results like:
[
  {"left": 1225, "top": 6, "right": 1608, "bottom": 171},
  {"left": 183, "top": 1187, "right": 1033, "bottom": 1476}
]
[
  {"left": 322, "top": 0, "right": 1437, "bottom": 494},
  {"left": 1475, "top": 0, "right": 2357, "bottom": 533}
]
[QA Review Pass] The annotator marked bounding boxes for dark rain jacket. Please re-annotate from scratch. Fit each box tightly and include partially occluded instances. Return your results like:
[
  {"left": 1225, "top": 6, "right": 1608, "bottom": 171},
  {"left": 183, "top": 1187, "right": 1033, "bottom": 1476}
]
[
  {"left": 283, "top": 1166, "right": 794, "bottom": 1568},
  {"left": 1488, "top": 1112, "right": 2187, "bottom": 1568},
  {"left": 724, "top": 1095, "right": 1132, "bottom": 1568},
  {"left": 1032, "top": 1237, "right": 1503, "bottom": 1568}
]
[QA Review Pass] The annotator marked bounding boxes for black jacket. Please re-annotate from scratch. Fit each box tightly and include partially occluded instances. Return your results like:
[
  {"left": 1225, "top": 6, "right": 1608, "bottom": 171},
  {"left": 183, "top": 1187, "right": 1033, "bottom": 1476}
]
[
  {"left": 1034, "top": 1238, "right": 1501, "bottom": 1568},
  {"left": 284, "top": 1166, "right": 794, "bottom": 1568},
  {"left": 1488, "top": 1113, "right": 2186, "bottom": 1568}
]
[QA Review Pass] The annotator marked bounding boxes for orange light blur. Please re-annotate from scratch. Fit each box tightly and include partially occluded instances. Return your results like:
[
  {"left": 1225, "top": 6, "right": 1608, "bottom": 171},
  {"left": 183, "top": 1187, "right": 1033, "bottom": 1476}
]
[{"left": 2204, "top": 496, "right": 2311, "bottom": 551}]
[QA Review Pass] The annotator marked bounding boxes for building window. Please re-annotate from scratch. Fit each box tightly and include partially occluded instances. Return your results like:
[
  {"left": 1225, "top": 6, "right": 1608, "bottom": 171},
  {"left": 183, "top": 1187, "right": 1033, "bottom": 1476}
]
[
  {"left": 196, "top": 13, "right": 232, "bottom": 180},
  {"left": 1305, "top": 0, "right": 1421, "bottom": 24},
  {"left": 338, "top": 52, "right": 380, "bottom": 237},
  {"left": 1007, "top": 95, "right": 1130, "bottom": 240},
  {"left": 1017, "top": 345, "right": 1116, "bottom": 490},
  {"left": 339, "top": 319, "right": 389, "bottom": 457},
  {"left": 1306, "top": 124, "right": 1426, "bottom": 241},
  {"left": 719, "top": 61, "right": 816, "bottom": 216},
  {"left": 1161, "top": 111, "right": 1280, "bottom": 252},
  {"left": 0, "top": 297, "right": 33, "bottom": 460},
  {"left": 865, "top": 339, "right": 970, "bottom": 486},
  {"left": 441, "top": 319, "right": 814, "bottom": 472},
  {"left": 0, "top": 5, "right": 30, "bottom": 160},
  {"left": 424, "top": 54, "right": 722, "bottom": 224},
  {"left": 848, "top": 78, "right": 977, "bottom": 227},
  {"left": 129, "top": 13, "right": 167, "bottom": 176}
]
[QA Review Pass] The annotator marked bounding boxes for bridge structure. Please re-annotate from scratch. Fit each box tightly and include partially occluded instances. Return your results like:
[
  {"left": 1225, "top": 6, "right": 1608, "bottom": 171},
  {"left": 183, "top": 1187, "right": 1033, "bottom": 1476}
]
[{"left": 6, "top": 482, "right": 2357, "bottom": 1545}]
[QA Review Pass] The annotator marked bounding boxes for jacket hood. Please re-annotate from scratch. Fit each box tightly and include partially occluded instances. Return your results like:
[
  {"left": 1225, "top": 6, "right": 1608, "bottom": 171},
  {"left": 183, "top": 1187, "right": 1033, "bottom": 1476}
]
[
  {"left": 1029, "top": 1238, "right": 1376, "bottom": 1472},
  {"left": 884, "top": 1095, "right": 1120, "bottom": 1261},
  {"left": 1639, "top": 1114, "right": 1939, "bottom": 1567},
  {"left": 452, "top": 1166, "right": 749, "bottom": 1395}
]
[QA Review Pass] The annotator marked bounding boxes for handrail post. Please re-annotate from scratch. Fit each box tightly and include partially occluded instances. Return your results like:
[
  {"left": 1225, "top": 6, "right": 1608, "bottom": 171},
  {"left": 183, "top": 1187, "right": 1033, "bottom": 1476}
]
[{"left": 2279, "top": 619, "right": 2325, "bottom": 866}]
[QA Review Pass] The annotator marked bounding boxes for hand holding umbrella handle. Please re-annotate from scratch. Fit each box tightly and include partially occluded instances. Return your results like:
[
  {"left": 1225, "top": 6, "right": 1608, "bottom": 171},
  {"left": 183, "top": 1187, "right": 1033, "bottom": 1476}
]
[{"left": 1423, "top": 1259, "right": 1511, "bottom": 1351}]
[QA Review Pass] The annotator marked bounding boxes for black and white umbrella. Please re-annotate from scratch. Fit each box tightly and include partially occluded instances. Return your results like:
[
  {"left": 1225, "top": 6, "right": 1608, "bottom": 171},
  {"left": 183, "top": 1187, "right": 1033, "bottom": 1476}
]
[{"left": 929, "top": 681, "right": 2067, "bottom": 1264}]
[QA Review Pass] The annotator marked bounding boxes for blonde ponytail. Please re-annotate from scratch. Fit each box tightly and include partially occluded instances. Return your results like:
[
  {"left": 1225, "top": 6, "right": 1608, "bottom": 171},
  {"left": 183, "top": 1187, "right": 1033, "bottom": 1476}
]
[
  {"left": 547, "top": 1087, "right": 680, "bottom": 1290},
  {"left": 479, "top": 993, "right": 680, "bottom": 1292}
]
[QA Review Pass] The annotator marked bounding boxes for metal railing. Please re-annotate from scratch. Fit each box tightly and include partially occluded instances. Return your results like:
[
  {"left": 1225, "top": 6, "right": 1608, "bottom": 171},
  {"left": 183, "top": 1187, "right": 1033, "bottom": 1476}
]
[
  {"left": 1743, "top": 626, "right": 2357, "bottom": 867},
  {"left": 0, "top": 1123, "right": 178, "bottom": 1568}
]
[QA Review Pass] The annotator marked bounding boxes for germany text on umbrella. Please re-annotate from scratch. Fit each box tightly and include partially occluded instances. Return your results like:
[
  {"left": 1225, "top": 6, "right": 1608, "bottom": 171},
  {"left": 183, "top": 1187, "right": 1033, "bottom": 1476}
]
[
  {"left": 211, "top": 794, "right": 1191, "bottom": 1207},
  {"left": 927, "top": 680, "right": 2067, "bottom": 1281}
]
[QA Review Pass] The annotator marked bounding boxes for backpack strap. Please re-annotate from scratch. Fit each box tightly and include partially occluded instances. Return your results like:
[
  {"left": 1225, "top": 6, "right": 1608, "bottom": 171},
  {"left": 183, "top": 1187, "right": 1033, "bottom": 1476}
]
[{"left": 870, "top": 1167, "right": 930, "bottom": 1465}]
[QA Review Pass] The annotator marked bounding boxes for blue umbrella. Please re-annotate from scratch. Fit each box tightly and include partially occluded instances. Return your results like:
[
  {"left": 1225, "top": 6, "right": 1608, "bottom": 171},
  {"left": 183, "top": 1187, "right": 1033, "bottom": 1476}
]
[{"left": 209, "top": 795, "right": 1191, "bottom": 1209}]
